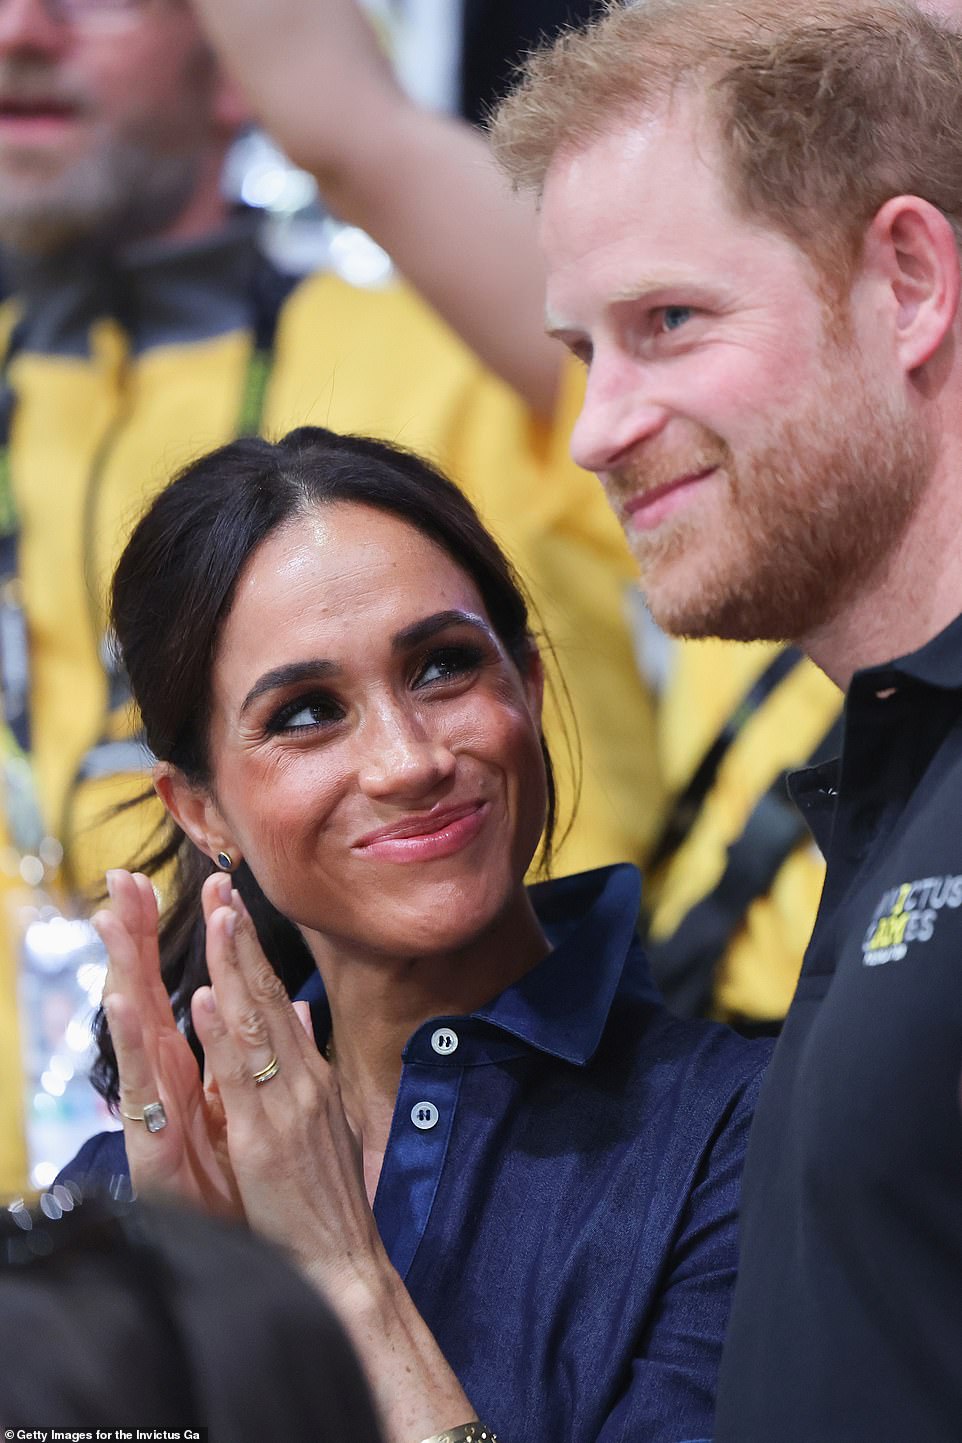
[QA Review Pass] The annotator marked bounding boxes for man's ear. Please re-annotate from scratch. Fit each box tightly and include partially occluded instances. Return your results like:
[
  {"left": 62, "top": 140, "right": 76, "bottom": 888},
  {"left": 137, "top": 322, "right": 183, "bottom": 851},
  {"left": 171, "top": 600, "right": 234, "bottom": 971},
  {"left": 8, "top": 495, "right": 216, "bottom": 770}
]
[
  {"left": 863, "top": 195, "right": 961, "bottom": 374},
  {"left": 153, "top": 763, "right": 235, "bottom": 866},
  {"left": 211, "top": 63, "right": 254, "bottom": 138}
]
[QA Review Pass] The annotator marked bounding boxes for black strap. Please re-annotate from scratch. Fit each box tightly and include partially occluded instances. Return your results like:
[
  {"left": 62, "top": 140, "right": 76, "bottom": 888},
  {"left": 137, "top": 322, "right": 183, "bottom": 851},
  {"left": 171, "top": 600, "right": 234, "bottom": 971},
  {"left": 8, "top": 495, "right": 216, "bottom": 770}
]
[
  {"left": 646, "top": 710, "right": 845, "bottom": 1020},
  {"left": 234, "top": 253, "right": 300, "bottom": 437},
  {"left": 647, "top": 646, "right": 804, "bottom": 872}
]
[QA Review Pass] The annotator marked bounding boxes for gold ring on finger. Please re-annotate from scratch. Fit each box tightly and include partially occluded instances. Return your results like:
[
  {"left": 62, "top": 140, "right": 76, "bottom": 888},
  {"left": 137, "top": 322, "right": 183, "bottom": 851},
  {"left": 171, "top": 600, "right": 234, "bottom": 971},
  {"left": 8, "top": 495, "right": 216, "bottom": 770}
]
[{"left": 251, "top": 1054, "right": 279, "bottom": 1086}]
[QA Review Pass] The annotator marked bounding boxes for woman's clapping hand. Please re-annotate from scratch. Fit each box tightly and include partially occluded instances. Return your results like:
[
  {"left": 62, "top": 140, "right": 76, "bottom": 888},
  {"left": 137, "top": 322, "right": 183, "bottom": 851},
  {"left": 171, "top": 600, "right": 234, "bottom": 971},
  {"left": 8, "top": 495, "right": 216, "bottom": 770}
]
[
  {"left": 97, "top": 868, "right": 384, "bottom": 1304},
  {"left": 94, "top": 869, "right": 241, "bottom": 1217},
  {"left": 190, "top": 881, "right": 387, "bottom": 1301}
]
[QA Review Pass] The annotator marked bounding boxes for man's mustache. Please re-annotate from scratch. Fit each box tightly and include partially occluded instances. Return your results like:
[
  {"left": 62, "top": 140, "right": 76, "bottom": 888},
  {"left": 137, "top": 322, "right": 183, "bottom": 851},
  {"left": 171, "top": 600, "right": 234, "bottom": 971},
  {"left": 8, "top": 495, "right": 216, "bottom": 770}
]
[
  {"left": 605, "top": 444, "right": 731, "bottom": 504},
  {"left": 0, "top": 61, "right": 90, "bottom": 115}
]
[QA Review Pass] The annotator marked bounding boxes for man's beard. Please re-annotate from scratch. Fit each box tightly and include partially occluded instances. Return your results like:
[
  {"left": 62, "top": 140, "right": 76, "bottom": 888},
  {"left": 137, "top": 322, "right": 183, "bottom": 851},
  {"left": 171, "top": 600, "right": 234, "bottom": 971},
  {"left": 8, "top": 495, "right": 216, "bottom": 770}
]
[
  {"left": 0, "top": 134, "right": 201, "bottom": 255},
  {"left": 0, "top": 55, "right": 211, "bottom": 256},
  {"left": 607, "top": 349, "right": 933, "bottom": 645}
]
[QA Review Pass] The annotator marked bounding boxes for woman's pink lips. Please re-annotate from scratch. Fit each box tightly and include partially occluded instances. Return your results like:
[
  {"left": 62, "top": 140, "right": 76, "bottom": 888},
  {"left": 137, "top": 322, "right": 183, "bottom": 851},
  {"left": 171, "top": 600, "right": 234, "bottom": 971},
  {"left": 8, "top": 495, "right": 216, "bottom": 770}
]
[
  {"left": 353, "top": 801, "right": 489, "bottom": 863},
  {"left": 622, "top": 466, "right": 718, "bottom": 531}
]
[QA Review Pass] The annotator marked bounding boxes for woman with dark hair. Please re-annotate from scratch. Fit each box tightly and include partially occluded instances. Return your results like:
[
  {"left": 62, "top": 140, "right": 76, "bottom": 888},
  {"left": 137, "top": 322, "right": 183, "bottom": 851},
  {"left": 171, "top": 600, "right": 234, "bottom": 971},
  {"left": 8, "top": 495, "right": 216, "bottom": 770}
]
[{"left": 60, "top": 426, "right": 768, "bottom": 1443}]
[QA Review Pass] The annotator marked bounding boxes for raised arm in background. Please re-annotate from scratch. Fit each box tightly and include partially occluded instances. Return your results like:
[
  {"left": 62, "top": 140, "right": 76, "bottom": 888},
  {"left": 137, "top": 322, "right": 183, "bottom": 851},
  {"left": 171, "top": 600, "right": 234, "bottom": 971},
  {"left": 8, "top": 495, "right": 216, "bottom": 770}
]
[{"left": 194, "top": 0, "right": 562, "bottom": 417}]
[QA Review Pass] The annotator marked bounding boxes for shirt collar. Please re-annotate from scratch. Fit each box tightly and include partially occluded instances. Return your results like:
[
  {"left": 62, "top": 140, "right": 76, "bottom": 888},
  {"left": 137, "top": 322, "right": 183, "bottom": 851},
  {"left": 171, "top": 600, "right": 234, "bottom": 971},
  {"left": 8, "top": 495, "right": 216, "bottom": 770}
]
[
  {"left": 788, "top": 609, "right": 962, "bottom": 853},
  {"left": 850, "top": 607, "right": 962, "bottom": 695},
  {"left": 297, "top": 863, "right": 655, "bottom": 1069},
  {"left": 788, "top": 758, "right": 840, "bottom": 856},
  {"left": 475, "top": 863, "right": 653, "bottom": 1064},
  {"left": 2, "top": 211, "right": 265, "bottom": 356}
]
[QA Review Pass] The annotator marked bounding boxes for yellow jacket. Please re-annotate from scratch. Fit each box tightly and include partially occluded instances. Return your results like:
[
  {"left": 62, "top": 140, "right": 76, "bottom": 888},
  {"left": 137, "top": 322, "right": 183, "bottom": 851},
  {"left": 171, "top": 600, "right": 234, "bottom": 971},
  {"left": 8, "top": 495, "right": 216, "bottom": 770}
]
[{"left": 648, "top": 638, "right": 840, "bottom": 1023}]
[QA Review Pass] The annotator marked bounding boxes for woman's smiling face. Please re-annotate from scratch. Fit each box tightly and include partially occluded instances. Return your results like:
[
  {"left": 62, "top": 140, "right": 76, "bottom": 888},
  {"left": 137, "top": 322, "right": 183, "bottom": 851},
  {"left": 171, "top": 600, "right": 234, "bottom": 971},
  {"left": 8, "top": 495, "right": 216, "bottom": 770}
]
[{"left": 195, "top": 502, "right": 547, "bottom": 959}]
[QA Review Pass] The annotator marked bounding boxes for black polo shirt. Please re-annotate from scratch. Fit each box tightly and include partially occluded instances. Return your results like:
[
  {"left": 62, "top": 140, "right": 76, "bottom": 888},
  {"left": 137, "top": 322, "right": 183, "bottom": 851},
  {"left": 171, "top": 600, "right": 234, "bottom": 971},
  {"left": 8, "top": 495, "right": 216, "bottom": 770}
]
[{"left": 715, "top": 612, "right": 962, "bottom": 1443}]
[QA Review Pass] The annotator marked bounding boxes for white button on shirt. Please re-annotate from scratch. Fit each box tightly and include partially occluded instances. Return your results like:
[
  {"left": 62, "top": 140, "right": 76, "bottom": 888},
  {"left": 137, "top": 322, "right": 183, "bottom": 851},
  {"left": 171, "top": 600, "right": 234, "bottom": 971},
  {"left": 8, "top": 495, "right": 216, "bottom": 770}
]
[
  {"left": 431, "top": 1027, "right": 459, "bottom": 1055},
  {"left": 411, "top": 1101, "right": 440, "bottom": 1131}
]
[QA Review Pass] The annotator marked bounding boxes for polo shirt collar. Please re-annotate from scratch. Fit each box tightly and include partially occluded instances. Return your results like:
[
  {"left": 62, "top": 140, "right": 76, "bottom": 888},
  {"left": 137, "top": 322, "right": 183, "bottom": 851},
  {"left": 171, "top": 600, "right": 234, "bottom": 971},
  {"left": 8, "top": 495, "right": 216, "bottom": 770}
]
[
  {"left": 297, "top": 863, "right": 653, "bottom": 1070},
  {"left": 790, "top": 609, "right": 962, "bottom": 853},
  {"left": 475, "top": 862, "right": 652, "bottom": 1065},
  {"left": 853, "top": 607, "right": 962, "bottom": 694}
]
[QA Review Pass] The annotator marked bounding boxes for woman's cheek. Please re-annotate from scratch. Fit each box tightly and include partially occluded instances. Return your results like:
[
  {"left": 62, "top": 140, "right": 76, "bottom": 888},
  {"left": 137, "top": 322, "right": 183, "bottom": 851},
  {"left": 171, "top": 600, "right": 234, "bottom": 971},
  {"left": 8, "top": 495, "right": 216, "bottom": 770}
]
[{"left": 229, "top": 747, "right": 351, "bottom": 882}]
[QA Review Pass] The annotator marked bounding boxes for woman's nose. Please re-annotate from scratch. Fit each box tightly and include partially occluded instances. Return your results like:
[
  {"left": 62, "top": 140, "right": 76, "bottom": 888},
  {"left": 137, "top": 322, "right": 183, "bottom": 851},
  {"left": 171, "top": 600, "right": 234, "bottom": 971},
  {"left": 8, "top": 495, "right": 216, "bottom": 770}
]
[{"left": 356, "top": 710, "right": 456, "bottom": 801}]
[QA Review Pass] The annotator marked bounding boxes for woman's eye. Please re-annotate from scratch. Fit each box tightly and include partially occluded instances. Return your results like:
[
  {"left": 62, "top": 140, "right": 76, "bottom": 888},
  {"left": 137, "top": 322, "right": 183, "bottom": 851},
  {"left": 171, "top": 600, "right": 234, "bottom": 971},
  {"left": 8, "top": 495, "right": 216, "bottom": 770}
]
[
  {"left": 414, "top": 645, "right": 484, "bottom": 688},
  {"left": 268, "top": 695, "right": 343, "bottom": 733},
  {"left": 658, "top": 305, "right": 693, "bottom": 333}
]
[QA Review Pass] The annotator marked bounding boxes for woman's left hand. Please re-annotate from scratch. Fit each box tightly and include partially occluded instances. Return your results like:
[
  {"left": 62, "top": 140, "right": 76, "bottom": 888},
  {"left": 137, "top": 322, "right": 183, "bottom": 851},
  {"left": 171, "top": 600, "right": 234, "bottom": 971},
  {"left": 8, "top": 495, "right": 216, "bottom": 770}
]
[
  {"left": 191, "top": 885, "right": 385, "bottom": 1299},
  {"left": 191, "top": 887, "right": 476, "bottom": 1443}
]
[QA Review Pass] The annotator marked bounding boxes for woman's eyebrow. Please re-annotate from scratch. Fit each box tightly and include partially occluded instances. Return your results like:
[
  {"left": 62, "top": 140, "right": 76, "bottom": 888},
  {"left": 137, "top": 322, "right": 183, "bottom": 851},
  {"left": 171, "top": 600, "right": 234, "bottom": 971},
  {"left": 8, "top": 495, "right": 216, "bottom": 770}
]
[
  {"left": 240, "top": 658, "right": 339, "bottom": 716},
  {"left": 392, "top": 609, "right": 489, "bottom": 652},
  {"left": 240, "top": 612, "right": 489, "bottom": 715}
]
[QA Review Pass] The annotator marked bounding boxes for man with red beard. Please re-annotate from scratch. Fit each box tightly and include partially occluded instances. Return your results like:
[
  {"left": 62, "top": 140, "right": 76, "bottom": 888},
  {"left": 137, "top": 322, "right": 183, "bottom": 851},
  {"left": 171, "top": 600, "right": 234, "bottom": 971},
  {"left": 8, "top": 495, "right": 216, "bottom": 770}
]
[{"left": 492, "top": 1, "right": 962, "bottom": 1439}]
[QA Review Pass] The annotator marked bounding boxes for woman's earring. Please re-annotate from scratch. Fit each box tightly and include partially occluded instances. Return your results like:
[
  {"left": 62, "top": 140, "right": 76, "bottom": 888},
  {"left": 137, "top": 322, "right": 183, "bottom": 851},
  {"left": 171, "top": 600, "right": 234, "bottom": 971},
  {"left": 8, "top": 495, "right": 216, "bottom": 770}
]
[{"left": 216, "top": 851, "right": 234, "bottom": 872}]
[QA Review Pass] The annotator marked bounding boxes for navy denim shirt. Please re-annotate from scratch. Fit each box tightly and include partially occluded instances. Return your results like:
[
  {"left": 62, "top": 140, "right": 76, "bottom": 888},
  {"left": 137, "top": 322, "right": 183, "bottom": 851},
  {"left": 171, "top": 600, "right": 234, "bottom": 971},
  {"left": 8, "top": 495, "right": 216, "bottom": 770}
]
[{"left": 60, "top": 865, "right": 769, "bottom": 1443}]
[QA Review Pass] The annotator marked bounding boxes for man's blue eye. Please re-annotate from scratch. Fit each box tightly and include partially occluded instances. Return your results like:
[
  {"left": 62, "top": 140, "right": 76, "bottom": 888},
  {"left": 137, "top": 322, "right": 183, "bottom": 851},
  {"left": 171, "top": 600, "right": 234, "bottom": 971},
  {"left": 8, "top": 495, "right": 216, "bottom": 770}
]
[{"left": 661, "top": 306, "right": 692, "bottom": 332}]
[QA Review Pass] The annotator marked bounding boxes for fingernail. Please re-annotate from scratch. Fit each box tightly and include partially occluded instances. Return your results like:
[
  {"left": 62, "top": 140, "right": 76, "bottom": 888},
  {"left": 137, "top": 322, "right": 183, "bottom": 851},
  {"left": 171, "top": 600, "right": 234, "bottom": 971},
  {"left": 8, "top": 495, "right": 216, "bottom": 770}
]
[
  {"left": 105, "top": 870, "right": 119, "bottom": 900},
  {"left": 231, "top": 888, "right": 250, "bottom": 919},
  {"left": 198, "top": 987, "right": 217, "bottom": 1014},
  {"left": 223, "top": 909, "right": 236, "bottom": 938},
  {"left": 212, "top": 872, "right": 231, "bottom": 905}
]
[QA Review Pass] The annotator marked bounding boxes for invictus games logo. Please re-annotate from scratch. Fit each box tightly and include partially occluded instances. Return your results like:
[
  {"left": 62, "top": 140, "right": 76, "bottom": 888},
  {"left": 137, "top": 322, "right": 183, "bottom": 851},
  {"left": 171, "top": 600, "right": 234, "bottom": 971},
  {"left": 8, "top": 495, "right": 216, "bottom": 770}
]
[{"left": 862, "top": 875, "right": 962, "bottom": 966}]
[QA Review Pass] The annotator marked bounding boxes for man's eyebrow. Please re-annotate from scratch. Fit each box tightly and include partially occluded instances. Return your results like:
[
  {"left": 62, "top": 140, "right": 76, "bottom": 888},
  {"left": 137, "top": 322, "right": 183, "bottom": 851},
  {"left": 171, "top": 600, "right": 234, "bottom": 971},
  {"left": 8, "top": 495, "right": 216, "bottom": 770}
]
[
  {"left": 545, "top": 284, "right": 652, "bottom": 331},
  {"left": 240, "top": 658, "right": 339, "bottom": 716},
  {"left": 392, "top": 609, "right": 490, "bottom": 652},
  {"left": 545, "top": 279, "right": 712, "bottom": 334}
]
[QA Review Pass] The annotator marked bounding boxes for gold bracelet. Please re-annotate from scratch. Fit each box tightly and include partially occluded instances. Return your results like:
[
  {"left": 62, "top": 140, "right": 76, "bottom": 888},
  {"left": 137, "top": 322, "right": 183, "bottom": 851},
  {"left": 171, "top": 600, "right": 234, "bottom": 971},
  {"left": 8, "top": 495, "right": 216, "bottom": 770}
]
[{"left": 418, "top": 1425, "right": 497, "bottom": 1443}]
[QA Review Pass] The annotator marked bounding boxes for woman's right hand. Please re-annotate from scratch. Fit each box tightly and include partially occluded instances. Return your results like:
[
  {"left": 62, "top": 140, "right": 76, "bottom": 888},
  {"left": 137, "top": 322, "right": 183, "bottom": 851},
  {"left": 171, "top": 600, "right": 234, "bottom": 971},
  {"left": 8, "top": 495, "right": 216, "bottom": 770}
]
[{"left": 94, "top": 869, "right": 242, "bottom": 1217}]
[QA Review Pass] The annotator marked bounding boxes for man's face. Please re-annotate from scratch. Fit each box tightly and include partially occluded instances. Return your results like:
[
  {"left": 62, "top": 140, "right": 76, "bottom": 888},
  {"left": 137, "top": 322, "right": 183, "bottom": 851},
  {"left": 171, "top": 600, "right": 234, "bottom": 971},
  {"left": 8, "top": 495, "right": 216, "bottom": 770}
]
[
  {"left": 540, "top": 97, "right": 932, "bottom": 645},
  {"left": 0, "top": 0, "right": 225, "bottom": 253}
]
